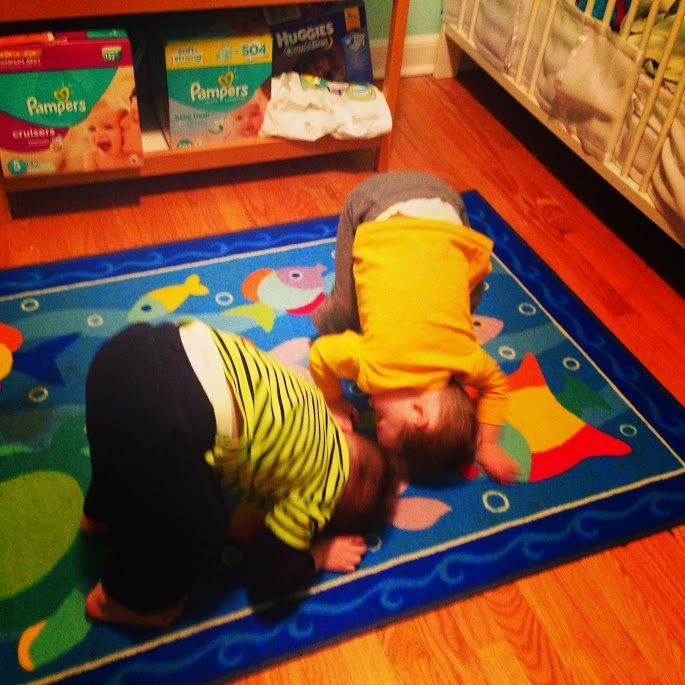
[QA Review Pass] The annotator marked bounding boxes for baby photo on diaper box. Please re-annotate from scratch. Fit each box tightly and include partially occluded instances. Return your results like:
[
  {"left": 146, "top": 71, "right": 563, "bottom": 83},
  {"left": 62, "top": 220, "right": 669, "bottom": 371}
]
[
  {"left": 152, "top": 11, "right": 272, "bottom": 148},
  {"left": 0, "top": 29, "right": 143, "bottom": 177}
]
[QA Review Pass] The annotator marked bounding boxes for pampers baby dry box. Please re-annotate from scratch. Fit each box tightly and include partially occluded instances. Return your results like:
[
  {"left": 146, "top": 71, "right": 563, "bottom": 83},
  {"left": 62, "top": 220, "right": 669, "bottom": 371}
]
[
  {"left": 154, "top": 13, "right": 272, "bottom": 148},
  {"left": 0, "top": 30, "right": 143, "bottom": 177}
]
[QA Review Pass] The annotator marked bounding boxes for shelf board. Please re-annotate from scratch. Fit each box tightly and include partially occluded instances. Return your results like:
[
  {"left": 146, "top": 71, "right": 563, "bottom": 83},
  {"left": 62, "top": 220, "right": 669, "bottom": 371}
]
[
  {"left": 1, "top": 1, "right": 325, "bottom": 23},
  {"left": 3, "top": 134, "right": 382, "bottom": 191}
]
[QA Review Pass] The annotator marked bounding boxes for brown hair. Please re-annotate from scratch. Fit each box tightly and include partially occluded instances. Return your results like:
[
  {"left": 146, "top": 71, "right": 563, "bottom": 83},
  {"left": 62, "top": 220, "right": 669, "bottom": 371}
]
[
  {"left": 328, "top": 433, "right": 400, "bottom": 534},
  {"left": 399, "top": 380, "right": 478, "bottom": 483}
]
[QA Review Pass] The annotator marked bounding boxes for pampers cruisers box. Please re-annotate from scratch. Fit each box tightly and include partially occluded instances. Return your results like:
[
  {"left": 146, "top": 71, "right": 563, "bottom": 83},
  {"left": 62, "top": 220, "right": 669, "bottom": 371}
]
[
  {"left": 153, "top": 12, "right": 272, "bottom": 148},
  {"left": 0, "top": 30, "right": 143, "bottom": 177}
]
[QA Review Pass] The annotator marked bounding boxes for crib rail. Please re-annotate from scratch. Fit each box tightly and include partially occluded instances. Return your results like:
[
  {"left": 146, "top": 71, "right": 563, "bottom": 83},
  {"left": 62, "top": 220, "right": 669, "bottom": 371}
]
[{"left": 436, "top": 0, "right": 685, "bottom": 246}]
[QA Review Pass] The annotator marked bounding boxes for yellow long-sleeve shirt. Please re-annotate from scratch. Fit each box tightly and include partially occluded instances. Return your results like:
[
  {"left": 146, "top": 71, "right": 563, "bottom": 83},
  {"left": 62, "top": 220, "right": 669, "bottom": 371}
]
[{"left": 309, "top": 217, "right": 508, "bottom": 425}]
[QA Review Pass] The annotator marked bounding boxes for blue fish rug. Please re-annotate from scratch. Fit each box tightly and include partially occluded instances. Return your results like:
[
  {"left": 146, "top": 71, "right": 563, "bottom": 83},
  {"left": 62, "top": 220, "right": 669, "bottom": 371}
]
[{"left": 0, "top": 192, "right": 683, "bottom": 684}]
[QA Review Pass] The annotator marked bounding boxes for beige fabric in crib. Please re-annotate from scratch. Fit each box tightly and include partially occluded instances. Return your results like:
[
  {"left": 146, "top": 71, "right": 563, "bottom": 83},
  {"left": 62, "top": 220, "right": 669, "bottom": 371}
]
[
  {"left": 442, "top": 0, "right": 471, "bottom": 25},
  {"left": 536, "top": 2, "right": 642, "bottom": 161},
  {"left": 652, "top": 119, "right": 685, "bottom": 238},
  {"left": 472, "top": 0, "right": 520, "bottom": 70},
  {"left": 449, "top": 0, "right": 551, "bottom": 86},
  {"left": 446, "top": 1, "right": 642, "bottom": 162},
  {"left": 617, "top": 72, "right": 685, "bottom": 237}
]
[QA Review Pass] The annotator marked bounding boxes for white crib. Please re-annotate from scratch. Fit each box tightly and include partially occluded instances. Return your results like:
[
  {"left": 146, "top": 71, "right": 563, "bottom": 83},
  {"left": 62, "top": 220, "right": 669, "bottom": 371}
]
[{"left": 435, "top": 0, "right": 685, "bottom": 247}]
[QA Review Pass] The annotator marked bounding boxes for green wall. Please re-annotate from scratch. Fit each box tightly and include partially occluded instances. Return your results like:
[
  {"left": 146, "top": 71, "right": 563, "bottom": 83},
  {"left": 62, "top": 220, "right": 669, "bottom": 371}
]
[{"left": 365, "top": 0, "right": 443, "bottom": 40}]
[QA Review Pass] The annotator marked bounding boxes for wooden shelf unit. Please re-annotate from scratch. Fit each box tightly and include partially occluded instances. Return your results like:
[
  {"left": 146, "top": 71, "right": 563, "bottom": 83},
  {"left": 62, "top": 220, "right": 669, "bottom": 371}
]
[{"left": 0, "top": 0, "right": 410, "bottom": 222}]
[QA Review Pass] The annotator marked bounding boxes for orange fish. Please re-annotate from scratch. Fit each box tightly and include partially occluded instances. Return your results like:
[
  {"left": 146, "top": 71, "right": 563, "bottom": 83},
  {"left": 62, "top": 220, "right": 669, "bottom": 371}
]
[{"left": 0, "top": 321, "right": 23, "bottom": 382}]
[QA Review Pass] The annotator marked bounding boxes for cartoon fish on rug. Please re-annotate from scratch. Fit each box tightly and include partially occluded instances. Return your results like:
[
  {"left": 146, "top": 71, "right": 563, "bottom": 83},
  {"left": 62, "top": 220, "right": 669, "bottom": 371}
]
[
  {"left": 392, "top": 482, "right": 453, "bottom": 531},
  {"left": 128, "top": 274, "right": 209, "bottom": 322},
  {"left": 473, "top": 315, "right": 504, "bottom": 345},
  {"left": 462, "top": 353, "right": 632, "bottom": 483},
  {"left": 392, "top": 352, "right": 634, "bottom": 531},
  {"left": 0, "top": 322, "right": 23, "bottom": 383},
  {"left": 223, "top": 264, "right": 326, "bottom": 332},
  {"left": 12, "top": 333, "right": 80, "bottom": 386}
]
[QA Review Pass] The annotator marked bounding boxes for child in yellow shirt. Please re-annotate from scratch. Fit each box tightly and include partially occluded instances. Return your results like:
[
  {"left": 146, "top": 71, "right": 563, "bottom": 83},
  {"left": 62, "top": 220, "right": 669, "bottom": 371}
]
[{"left": 309, "top": 172, "right": 520, "bottom": 484}]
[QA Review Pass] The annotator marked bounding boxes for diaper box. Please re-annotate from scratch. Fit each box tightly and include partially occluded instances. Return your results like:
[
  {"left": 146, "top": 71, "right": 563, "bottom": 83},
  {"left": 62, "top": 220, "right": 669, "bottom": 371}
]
[
  {"left": 0, "top": 29, "right": 143, "bottom": 177},
  {"left": 153, "top": 12, "right": 272, "bottom": 148},
  {"left": 264, "top": 1, "right": 373, "bottom": 84}
]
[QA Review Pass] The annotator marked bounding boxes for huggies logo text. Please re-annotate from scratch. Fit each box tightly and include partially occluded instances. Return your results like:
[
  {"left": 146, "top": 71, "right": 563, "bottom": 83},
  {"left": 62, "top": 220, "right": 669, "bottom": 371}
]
[{"left": 275, "top": 22, "right": 335, "bottom": 52}]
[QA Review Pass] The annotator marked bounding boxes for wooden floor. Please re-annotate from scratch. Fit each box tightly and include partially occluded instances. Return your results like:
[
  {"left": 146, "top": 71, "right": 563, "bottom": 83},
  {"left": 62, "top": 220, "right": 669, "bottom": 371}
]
[{"left": 2, "top": 71, "right": 684, "bottom": 684}]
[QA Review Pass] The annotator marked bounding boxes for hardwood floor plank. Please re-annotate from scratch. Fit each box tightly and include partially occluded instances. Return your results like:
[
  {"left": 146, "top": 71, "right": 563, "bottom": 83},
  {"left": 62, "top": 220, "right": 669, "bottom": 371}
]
[
  {"left": 477, "top": 642, "right": 534, "bottom": 685},
  {"left": 581, "top": 550, "right": 685, "bottom": 683},
  {"left": 523, "top": 559, "right": 666, "bottom": 685},
  {"left": 378, "top": 608, "right": 488, "bottom": 684},
  {"left": 483, "top": 584, "right": 577, "bottom": 685},
  {"left": 516, "top": 573, "right": 607, "bottom": 685}
]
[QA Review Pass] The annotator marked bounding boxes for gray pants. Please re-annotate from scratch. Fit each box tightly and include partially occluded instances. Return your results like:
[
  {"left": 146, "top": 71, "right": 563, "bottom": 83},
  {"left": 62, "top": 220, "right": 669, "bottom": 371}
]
[{"left": 312, "top": 171, "right": 478, "bottom": 335}]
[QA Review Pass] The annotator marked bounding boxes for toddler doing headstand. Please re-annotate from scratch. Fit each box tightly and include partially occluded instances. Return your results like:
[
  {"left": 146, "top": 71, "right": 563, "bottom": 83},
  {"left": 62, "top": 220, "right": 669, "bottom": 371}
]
[
  {"left": 82, "top": 319, "right": 398, "bottom": 628},
  {"left": 309, "top": 171, "right": 520, "bottom": 484}
]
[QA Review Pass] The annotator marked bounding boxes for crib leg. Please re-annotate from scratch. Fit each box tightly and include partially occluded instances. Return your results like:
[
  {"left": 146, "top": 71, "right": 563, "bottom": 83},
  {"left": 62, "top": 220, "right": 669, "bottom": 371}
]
[{"left": 433, "top": 23, "right": 463, "bottom": 78}]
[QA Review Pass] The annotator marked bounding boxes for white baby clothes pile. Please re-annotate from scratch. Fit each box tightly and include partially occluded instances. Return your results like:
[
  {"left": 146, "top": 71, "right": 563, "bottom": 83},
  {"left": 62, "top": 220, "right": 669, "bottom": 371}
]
[{"left": 260, "top": 72, "right": 392, "bottom": 141}]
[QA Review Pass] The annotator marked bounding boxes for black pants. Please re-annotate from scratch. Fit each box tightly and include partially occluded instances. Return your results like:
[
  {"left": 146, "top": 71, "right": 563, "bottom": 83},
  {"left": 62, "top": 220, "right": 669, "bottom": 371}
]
[{"left": 84, "top": 323, "right": 228, "bottom": 612}]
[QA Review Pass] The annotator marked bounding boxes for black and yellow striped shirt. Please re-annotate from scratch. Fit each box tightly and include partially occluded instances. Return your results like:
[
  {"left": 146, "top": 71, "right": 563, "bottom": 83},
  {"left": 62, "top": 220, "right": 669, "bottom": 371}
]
[{"left": 207, "top": 329, "right": 350, "bottom": 550}]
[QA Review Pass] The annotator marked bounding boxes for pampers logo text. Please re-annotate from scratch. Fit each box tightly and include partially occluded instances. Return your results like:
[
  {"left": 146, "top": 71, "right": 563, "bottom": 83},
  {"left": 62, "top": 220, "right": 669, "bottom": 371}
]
[
  {"left": 275, "top": 22, "right": 334, "bottom": 49},
  {"left": 26, "top": 86, "right": 86, "bottom": 116},
  {"left": 190, "top": 71, "right": 248, "bottom": 102}
]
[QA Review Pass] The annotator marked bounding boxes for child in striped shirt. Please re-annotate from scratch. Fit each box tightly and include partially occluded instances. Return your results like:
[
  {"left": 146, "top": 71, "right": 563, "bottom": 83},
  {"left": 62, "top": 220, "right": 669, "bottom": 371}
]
[{"left": 81, "top": 319, "right": 398, "bottom": 628}]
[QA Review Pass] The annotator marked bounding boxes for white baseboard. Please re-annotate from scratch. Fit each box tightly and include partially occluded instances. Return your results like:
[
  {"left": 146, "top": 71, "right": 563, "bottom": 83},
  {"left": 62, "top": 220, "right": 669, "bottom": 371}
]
[{"left": 371, "top": 33, "right": 439, "bottom": 79}]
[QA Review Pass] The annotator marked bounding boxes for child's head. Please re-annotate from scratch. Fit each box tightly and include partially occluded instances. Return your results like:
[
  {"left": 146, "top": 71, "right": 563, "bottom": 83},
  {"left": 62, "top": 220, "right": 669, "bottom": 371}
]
[
  {"left": 371, "top": 381, "right": 477, "bottom": 482},
  {"left": 85, "top": 99, "right": 127, "bottom": 155},
  {"left": 329, "top": 430, "right": 399, "bottom": 534}
]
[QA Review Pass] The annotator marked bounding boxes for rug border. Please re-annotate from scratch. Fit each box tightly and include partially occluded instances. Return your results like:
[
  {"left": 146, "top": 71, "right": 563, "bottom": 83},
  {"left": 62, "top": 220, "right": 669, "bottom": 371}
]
[
  {"left": 47, "top": 475, "right": 685, "bottom": 685},
  {"left": 0, "top": 216, "right": 339, "bottom": 299}
]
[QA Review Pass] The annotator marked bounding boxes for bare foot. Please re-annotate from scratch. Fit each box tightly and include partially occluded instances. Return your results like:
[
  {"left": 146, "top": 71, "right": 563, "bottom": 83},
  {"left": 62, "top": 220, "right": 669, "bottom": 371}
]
[
  {"left": 80, "top": 514, "right": 108, "bottom": 536},
  {"left": 85, "top": 582, "right": 187, "bottom": 628}
]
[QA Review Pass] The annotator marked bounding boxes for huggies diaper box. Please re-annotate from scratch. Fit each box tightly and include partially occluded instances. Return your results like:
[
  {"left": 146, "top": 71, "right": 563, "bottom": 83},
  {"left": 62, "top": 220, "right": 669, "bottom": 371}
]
[
  {"left": 152, "top": 13, "right": 272, "bottom": 148},
  {"left": 263, "top": 1, "right": 373, "bottom": 84},
  {"left": 0, "top": 29, "right": 143, "bottom": 177}
]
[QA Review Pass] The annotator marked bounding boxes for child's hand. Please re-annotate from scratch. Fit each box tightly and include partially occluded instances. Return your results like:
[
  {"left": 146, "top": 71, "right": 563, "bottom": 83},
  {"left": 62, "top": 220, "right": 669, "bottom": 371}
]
[
  {"left": 476, "top": 442, "right": 520, "bottom": 484},
  {"left": 310, "top": 535, "right": 367, "bottom": 573},
  {"left": 328, "top": 397, "right": 359, "bottom": 432}
]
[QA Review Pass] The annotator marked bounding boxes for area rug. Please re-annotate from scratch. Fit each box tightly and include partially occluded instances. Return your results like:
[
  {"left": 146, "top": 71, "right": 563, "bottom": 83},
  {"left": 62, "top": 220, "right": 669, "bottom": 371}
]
[{"left": 1, "top": 191, "right": 683, "bottom": 685}]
